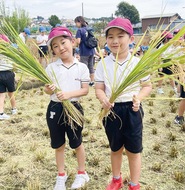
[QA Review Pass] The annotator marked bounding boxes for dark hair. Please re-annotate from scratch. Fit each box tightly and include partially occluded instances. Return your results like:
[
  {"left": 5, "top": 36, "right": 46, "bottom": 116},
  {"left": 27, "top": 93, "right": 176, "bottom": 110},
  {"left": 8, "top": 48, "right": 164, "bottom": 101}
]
[
  {"left": 105, "top": 28, "right": 131, "bottom": 38},
  {"left": 74, "top": 16, "right": 88, "bottom": 27}
]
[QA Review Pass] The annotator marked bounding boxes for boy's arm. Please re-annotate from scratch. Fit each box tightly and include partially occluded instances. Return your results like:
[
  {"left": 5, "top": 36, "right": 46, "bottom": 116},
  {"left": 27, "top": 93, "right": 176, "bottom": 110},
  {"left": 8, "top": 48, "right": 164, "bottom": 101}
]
[
  {"left": 132, "top": 81, "right": 152, "bottom": 112},
  {"left": 95, "top": 83, "right": 113, "bottom": 110},
  {"left": 137, "top": 81, "right": 152, "bottom": 102}
]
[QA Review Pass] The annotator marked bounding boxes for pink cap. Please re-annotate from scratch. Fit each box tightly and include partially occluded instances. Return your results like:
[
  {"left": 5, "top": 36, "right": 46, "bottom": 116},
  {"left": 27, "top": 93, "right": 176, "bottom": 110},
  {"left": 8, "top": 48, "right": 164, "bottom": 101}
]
[
  {"left": 162, "top": 31, "right": 173, "bottom": 39},
  {"left": 104, "top": 17, "right": 133, "bottom": 36},
  {"left": 173, "top": 29, "right": 180, "bottom": 34},
  {"left": 0, "top": 34, "right": 10, "bottom": 43},
  {"left": 166, "top": 32, "right": 173, "bottom": 39},
  {"left": 47, "top": 26, "right": 72, "bottom": 46}
]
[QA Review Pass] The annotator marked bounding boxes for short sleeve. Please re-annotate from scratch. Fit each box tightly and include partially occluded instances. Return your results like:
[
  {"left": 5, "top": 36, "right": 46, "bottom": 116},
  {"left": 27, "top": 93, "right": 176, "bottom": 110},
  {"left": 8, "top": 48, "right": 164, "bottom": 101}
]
[{"left": 95, "top": 60, "right": 104, "bottom": 83}]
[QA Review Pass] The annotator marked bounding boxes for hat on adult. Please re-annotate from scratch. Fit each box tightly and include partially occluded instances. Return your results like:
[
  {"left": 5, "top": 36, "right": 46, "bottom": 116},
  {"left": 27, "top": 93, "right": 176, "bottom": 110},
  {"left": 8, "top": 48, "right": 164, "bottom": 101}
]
[
  {"left": 104, "top": 17, "right": 133, "bottom": 36},
  {"left": 0, "top": 34, "right": 10, "bottom": 43},
  {"left": 23, "top": 28, "right": 30, "bottom": 35},
  {"left": 47, "top": 26, "right": 73, "bottom": 46}
]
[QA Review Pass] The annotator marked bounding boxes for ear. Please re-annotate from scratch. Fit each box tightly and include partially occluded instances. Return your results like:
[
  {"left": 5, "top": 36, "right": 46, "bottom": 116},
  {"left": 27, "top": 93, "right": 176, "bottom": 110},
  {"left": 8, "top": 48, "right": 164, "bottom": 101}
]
[{"left": 130, "top": 35, "right": 135, "bottom": 43}]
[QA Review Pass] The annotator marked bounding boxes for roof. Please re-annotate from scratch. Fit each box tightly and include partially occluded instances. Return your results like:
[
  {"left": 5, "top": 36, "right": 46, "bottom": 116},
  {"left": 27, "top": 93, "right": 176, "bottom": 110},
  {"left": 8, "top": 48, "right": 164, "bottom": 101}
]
[{"left": 142, "top": 13, "right": 181, "bottom": 19}]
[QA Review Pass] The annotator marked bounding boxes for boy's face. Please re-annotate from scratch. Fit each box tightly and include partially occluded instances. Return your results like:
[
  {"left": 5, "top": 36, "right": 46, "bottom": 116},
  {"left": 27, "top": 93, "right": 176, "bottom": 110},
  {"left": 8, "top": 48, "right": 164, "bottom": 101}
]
[
  {"left": 106, "top": 28, "right": 134, "bottom": 56},
  {"left": 51, "top": 36, "right": 74, "bottom": 60}
]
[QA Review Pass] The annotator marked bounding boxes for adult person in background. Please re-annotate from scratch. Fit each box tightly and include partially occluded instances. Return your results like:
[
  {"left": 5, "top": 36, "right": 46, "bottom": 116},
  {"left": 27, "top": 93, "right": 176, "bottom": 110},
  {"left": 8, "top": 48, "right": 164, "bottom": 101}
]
[
  {"left": 0, "top": 34, "right": 17, "bottom": 120},
  {"left": 18, "top": 28, "right": 30, "bottom": 44},
  {"left": 36, "top": 27, "right": 48, "bottom": 67},
  {"left": 74, "top": 16, "right": 95, "bottom": 86}
]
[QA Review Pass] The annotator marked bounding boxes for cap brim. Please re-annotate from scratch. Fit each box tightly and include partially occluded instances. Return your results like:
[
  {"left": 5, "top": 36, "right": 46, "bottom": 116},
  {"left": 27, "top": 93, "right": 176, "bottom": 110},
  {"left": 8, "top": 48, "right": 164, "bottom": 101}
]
[
  {"left": 47, "top": 34, "right": 71, "bottom": 46},
  {"left": 104, "top": 26, "right": 127, "bottom": 33}
]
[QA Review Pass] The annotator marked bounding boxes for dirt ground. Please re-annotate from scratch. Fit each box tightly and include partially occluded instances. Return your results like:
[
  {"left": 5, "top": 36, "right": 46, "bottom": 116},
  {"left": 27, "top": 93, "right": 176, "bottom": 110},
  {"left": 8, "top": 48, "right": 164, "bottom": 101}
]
[{"left": 0, "top": 75, "right": 185, "bottom": 190}]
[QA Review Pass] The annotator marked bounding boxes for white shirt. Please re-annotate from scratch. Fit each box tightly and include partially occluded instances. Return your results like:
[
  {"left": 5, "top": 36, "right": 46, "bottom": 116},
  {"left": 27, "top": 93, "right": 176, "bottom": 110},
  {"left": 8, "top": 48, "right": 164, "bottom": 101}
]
[
  {"left": 95, "top": 53, "right": 150, "bottom": 102},
  {"left": 45, "top": 58, "right": 90, "bottom": 102},
  {"left": 0, "top": 55, "right": 13, "bottom": 71},
  {"left": 19, "top": 33, "right": 25, "bottom": 43},
  {"left": 36, "top": 34, "right": 48, "bottom": 46}
]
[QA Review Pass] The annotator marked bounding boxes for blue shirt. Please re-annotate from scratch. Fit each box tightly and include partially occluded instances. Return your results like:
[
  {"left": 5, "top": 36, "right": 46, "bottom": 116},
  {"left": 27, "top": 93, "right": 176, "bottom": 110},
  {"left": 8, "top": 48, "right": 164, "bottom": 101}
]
[{"left": 76, "top": 27, "right": 95, "bottom": 56}]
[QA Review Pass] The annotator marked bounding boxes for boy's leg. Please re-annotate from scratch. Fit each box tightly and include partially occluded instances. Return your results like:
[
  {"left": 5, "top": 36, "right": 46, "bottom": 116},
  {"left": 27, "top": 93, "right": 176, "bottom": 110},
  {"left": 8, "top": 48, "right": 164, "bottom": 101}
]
[
  {"left": 71, "top": 144, "right": 89, "bottom": 189},
  {"left": 126, "top": 150, "right": 141, "bottom": 184},
  {"left": 75, "top": 143, "right": 85, "bottom": 171},
  {"left": 8, "top": 92, "right": 16, "bottom": 109},
  {"left": 178, "top": 99, "right": 185, "bottom": 116},
  {"left": 55, "top": 144, "right": 66, "bottom": 174},
  {"left": 0, "top": 93, "right": 6, "bottom": 113},
  {"left": 111, "top": 147, "right": 124, "bottom": 176}
]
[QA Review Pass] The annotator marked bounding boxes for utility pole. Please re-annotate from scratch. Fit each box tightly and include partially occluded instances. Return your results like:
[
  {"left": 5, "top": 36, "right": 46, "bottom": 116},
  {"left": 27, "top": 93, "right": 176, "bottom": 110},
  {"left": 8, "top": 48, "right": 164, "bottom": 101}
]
[{"left": 82, "top": 2, "right": 84, "bottom": 17}]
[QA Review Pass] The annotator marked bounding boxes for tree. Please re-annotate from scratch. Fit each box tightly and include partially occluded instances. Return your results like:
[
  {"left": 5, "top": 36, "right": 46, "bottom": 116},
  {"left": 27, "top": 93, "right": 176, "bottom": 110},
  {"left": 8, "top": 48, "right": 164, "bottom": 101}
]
[
  {"left": 48, "top": 15, "right": 61, "bottom": 28},
  {"left": 115, "top": 1, "right": 140, "bottom": 24},
  {"left": 93, "top": 21, "right": 107, "bottom": 34},
  {"left": 0, "top": 0, "right": 30, "bottom": 41}
]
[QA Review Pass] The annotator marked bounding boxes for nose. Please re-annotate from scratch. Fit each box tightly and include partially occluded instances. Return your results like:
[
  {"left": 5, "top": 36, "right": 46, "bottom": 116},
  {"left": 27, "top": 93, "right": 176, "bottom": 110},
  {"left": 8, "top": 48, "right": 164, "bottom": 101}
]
[
  {"left": 58, "top": 44, "right": 64, "bottom": 50},
  {"left": 112, "top": 37, "right": 119, "bottom": 44}
]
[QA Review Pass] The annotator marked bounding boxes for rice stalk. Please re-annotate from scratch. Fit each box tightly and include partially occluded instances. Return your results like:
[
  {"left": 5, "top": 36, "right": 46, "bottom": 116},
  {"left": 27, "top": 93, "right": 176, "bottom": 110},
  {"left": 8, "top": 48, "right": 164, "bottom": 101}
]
[{"left": 0, "top": 19, "right": 84, "bottom": 128}]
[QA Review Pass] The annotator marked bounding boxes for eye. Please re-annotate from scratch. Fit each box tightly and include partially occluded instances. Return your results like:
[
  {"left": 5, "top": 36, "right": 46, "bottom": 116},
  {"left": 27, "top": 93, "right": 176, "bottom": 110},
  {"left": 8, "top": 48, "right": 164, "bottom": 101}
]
[
  {"left": 118, "top": 35, "right": 124, "bottom": 38},
  {"left": 107, "top": 36, "right": 113, "bottom": 39}
]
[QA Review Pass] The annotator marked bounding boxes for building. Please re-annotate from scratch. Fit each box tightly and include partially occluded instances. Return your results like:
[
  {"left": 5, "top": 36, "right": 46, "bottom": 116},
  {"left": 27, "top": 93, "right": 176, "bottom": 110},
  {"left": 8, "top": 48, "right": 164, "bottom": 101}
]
[{"left": 141, "top": 13, "right": 183, "bottom": 33}]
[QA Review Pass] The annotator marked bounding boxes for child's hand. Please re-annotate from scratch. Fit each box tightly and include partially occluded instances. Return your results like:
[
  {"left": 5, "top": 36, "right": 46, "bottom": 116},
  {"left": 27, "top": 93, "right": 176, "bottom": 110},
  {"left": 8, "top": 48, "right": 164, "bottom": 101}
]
[
  {"left": 101, "top": 98, "right": 114, "bottom": 110},
  {"left": 132, "top": 95, "right": 140, "bottom": 112},
  {"left": 45, "top": 84, "right": 56, "bottom": 91},
  {"left": 56, "top": 91, "right": 71, "bottom": 101}
]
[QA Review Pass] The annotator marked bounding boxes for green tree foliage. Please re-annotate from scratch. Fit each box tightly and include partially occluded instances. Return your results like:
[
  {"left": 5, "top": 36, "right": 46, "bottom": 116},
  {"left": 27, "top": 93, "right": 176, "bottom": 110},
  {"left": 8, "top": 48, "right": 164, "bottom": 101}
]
[
  {"left": 93, "top": 21, "right": 107, "bottom": 34},
  {"left": 0, "top": 0, "right": 30, "bottom": 41},
  {"left": 115, "top": 1, "right": 140, "bottom": 24},
  {"left": 48, "top": 15, "right": 61, "bottom": 28}
]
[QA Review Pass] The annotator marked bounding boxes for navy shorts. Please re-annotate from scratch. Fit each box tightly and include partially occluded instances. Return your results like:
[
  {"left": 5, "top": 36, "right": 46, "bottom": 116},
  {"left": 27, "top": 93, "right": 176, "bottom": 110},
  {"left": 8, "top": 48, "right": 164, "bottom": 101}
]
[
  {"left": 103, "top": 102, "right": 144, "bottom": 153},
  {"left": 80, "top": 55, "right": 94, "bottom": 74},
  {"left": 180, "top": 85, "right": 185, "bottom": 98},
  {"left": 46, "top": 101, "right": 84, "bottom": 149},
  {"left": 158, "top": 67, "right": 173, "bottom": 75},
  {"left": 38, "top": 46, "right": 48, "bottom": 57},
  {"left": 0, "top": 71, "right": 16, "bottom": 93}
]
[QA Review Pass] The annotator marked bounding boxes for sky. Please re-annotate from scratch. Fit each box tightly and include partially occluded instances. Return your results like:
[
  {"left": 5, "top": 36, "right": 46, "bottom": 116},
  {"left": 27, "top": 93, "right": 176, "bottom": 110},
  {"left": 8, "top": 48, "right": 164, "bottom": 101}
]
[{"left": 5, "top": 0, "right": 185, "bottom": 20}]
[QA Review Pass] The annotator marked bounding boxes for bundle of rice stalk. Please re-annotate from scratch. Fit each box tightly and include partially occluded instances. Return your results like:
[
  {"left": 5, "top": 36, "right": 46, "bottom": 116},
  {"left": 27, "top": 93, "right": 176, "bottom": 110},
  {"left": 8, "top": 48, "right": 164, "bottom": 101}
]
[
  {"left": 98, "top": 25, "right": 185, "bottom": 121},
  {"left": 0, "top": 20, "right": 84, "bottom": 129}
]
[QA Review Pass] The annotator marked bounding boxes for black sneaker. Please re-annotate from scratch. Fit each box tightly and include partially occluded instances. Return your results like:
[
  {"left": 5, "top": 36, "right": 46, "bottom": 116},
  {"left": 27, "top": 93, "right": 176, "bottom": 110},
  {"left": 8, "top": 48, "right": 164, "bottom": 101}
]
[{"left": 174, "top": 115, "right": 184, "bottom": 125}]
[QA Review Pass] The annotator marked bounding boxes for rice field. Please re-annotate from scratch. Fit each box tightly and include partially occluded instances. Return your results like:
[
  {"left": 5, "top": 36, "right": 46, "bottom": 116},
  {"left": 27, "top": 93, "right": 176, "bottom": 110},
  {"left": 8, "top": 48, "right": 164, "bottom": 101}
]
[{"left": 0, "top": 77, "right": 185, "bottom": 190}]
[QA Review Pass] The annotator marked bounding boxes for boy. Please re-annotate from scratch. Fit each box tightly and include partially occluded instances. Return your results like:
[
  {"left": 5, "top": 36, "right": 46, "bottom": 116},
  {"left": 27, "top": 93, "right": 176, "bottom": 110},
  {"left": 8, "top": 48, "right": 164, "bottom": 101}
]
[
  {"left": 95, "top": 18, "right": 152, "bottom": 190},
  {"left": 44, "top": 26, "right": 90, "bottom": 190},
  {"left": 36, "top": 27, "right": 48, "bottom": 67},
  {"left": 0, "top": 34, "right": 17, "bottom": 120}
]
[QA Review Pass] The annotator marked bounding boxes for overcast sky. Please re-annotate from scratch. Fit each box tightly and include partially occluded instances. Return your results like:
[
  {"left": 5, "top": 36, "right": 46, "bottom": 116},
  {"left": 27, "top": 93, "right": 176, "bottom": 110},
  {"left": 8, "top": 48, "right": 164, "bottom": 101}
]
[{"left": 5, "top": 0, "right": 185, "bottom": 20}]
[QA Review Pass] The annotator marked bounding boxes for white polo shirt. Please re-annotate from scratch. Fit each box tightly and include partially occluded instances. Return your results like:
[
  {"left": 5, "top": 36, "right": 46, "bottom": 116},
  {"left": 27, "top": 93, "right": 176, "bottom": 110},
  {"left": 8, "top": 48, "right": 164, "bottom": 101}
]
[
  {"left": 95, "top": 53, "right": 150, "bottom": 102},
  {"left": 19, "top": 33, "right": 25, "bottom": 44},
  {"left": 45, "top": 58, "right": 90, "bottom": 102},
  {"left": 36, "top": 34, "right": 48, "bottom": 46},
  {"left": 0, "top": 55, "right": 13, "bottom": 71}
]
